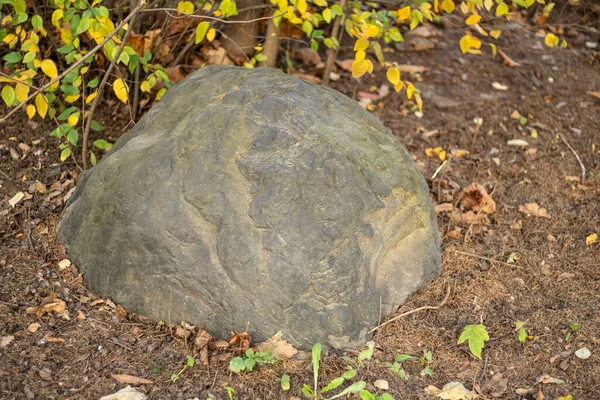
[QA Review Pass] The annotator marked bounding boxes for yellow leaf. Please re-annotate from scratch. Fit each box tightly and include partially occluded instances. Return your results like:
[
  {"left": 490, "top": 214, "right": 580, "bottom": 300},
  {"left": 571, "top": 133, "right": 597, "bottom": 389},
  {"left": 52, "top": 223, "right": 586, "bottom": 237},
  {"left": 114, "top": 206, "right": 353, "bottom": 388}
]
[
  {"left": 207, "top": 28, "right": 216, "bottom": 42},
  {"left": 141, "top": 80, "right": 150, "bottom": 92},
  {"left": 544, "top": 33, "right": 559, "bottom": 47},
  {"left": 490, "top": 29, "right": 502, "bottom": 39},
  {"left": 394, "top": 81, "right": 404, "bottom": 92},
  {"left": 460, "top": 35, "right": 471, "bottom": 53},
  {"left": 490, "top": 43, "right": 497, "bottom": 57},
  {"left": 351, "top": 60, "right": 369, "bottom": 78},
  {"left": 355, "top": 50, "right": 366, "bottom": 62},
  {"left": 442, "top": 0, "right": 455, "bottom": 13},
  {"left": 86, "top": 91, "right": 97, "bottom": 104},
  {"left": 51, "top": 9, "right": 63, "bottom": 27},
  {"left": 484, "top": 0, "right": 494, "bottom": 11},
  {"left": 177, "top": 1, "right": 195, "bottom": 14},
  {"left": 322, "top": 8, "right": 332, "bottom": 23},
  {"left": 3, "top": 33, "right": 18, "bottom": 47},
  {"left": 386, "top": 67, "right": 401, "bottom": 85},
  {"left": 439, "top": 150, "right": 447, "bottom": 161},
  {"left": 35, "top": 93, "right": 48, "bottom": 119},
  {"left": 314, "top": 0, "right": 327, "bottom": 6},
  {"left": 365, "top": 59, "right": 373, "bottom": 74},
  {"left": 297, "top": 0, "right": 307, "bottom": 16},
  {"left": 354, "top": 38, "right": 369, "bottom": 51},
  {"left": 65, "top": 94, "right": 80, "bottom": 103},
  {"left": 15, "top": 83, "right": 29, "bottom": 102},
  {"left": 364, "top": 25, "right": 380, "bottom": 38},
  {"left": 466, "top": 14, "right": 482, "bottom": 25},
  {"left": 26, "top": 104, "right": 35, "bottom": 119},
  {"left": 113, "top": 78, "right": 129, "bottom": 103},
  {"left": 586, "top": 233, "right": 598, "bottom": 246},
  {"left": 406, "top": 82, "right": 415, "bottom": 99},
  {"left": 40, "top": 59, "right": 58, "bottom": 79},
  {"left": 195, "top": 21, "right": 210, "bottom": 44},
  {"left": 397, "top": 6, "right": 411, "bottom": 21},
  {"left": 68, "top": 112, "right": 80, "bottom": 127},
  {"left": 460, "top": 34, "right": 481, "bottom": 53},
  {"left": 496, "top": 3, "right": 509, "bottom": 17}
]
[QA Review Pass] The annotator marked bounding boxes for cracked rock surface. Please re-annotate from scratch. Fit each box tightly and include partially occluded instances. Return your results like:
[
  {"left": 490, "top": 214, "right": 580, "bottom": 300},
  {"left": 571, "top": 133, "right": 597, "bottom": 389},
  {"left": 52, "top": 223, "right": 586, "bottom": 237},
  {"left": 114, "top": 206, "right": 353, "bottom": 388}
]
[{"left": 58, "top": 66, "right": 441, "bottom": 350}]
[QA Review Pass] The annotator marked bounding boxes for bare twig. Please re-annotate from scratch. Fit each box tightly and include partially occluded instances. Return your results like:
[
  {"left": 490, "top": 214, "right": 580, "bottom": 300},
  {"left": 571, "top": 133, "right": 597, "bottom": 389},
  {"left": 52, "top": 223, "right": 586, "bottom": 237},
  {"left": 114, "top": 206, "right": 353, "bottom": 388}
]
[
  {"left": 139, "top": 8, "right": 286, "bottom": 24},
  {"left": 82, "top": 2, "right": 142, "bottom": 170},
  {"left": 455, "top": 250, "right": 523, "bottom": 269},
  {"left": 322, "top": 0, "right": 348, "bottom": 86},
  {"left": 368, "top": 284, "right": 451, "bottom": 334},
  {"left": 559, "top": 133, "right": 586, "bottom": 182},
  {"left": 0, "top": 1, "right": 146, "bottom": 125}
]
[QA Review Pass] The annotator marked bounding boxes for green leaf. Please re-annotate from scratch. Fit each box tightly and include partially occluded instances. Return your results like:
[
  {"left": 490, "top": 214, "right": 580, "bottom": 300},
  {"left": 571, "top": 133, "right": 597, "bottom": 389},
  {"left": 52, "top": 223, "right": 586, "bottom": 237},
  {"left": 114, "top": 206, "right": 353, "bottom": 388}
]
[
  {"left": 31, "top": 14, "right": 43, "bottom": 29},
  {"left": 518, "top": 327, "right": 527, "bottom": 343},
  {"left": 302, "top": 20, "right": 313, "bottom": 36},
  {"left": 320, "top": 377, "right": 344, "bottom": 393},
  {"left": 380, "top": 394, "right": 395, "bottom": 400},
  {"left": 229, "top": 357, "right": 246, "bottom": 373},
  {"left": 396, "top": 354, "right": 415, "bottom": 362},
  {"left": 11, "top": 0, "right": 26, "bottom": 13},
  {"left": 245, "top": 348, "right": 255, "bottom": 358},
  {"left": 569, "top": 323, "right": 580, "bottom": 332},
  {"left": 186, "top": 355, "right": 195, "bottom": 367},
  {"left": 75, "top": 16, "right": 90, "bottom": 36},
  {"left": 1, "top": 86, "right": 16, "bottom": 106},
  {"left": 389, "top": 27, "right": 403, "bottom": 42},
  {"left": 87, "top": 76, "right": 100, "bottom": 88},
  {"left": 255, "top": 53, "right": 267, "bottom": 62},
  {"left": 359, "top": 390, "right": 376, "bottom": 400},
  {"left": 458, "top": 324, "right": 489, "bottom": 358},
  {"left": 50, "top": 124, "right": 70, "bottom": 138},
  {"left": 23, "top": 51, "right": 36, "bottom": 63},
  {"left": 90, "top": 151, "right": 97, "bottom": 166},
  {"left": 244, "top": 358, "right": 256, "bottom": 372},
  {"left": 341, "top": 368, "right": 356, "bottom": 379},
  {"left": 327, "top": 381, "right": 367, "bottom": 399},
  {"left": 3, "top": 51, "right": 23, "bottom": 63},
  {"left": 311, "top": 39, "right": 318, "bottom": 52},
  {"left": 12, "top": 13, "right": 28, "bottom": 26},
  {"left": 421, "top": 366, "right": 434, "bottom": 376},
  {"left": 357, "top": 342, "right": 375, "bottom": 362},
  {"left": 60, "top": 147, "right": 72, "bottom": 162},
  {"left": 58, "top": 44, "right": 75, "bottom": 54},
  {"left": 91, "top": 120, "right": 106, "bottom": 132},
  {"left": 281, "top": 374, "right": 290, "bottom": 391},
  {"left": 302, "top": 384, "right": 315, "bottom": 398},
  {"left": 155, "top": 70, "right": 170, "bottom": 84},
  {"left": 93, "top": 139, "right": 112, "bottom": 151},
  {"left": 312, "top": 343, "right": 321, "bottom": 394},
  {"left": 219, "top": 0, "right": 237, "bottom": 17},
  {"left": 66, "top": 128, "right": 79, "bottom": 145}
]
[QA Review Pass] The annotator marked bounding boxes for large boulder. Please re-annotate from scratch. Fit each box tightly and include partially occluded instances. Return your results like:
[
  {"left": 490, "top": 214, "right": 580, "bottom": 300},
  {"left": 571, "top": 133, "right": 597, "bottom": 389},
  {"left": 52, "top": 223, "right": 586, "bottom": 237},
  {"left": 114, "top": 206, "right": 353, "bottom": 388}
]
[{"left": 58, "top": 66, "right": 441, "bottom": 350}]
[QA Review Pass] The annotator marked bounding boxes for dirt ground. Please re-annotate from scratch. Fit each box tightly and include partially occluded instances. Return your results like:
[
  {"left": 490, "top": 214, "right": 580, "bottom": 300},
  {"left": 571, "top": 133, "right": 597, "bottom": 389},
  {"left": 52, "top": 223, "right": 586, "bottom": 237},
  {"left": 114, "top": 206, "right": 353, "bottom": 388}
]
[{"left": 1, "top": 18, "right": 599, "bottom": 400}]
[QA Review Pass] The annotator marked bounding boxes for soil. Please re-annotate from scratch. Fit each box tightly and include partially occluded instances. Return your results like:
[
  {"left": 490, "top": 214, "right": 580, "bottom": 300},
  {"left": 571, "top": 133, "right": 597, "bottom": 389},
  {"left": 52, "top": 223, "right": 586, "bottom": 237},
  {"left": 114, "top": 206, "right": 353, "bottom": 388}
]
[{"left": 1, "top": 18, "right": 599, "bottom": 400}]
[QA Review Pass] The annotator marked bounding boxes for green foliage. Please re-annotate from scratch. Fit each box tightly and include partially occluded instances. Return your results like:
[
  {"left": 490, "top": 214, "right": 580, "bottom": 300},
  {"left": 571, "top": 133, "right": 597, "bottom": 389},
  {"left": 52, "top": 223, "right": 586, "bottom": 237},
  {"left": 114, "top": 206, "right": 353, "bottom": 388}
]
[
  {"left": 516, "top": 321, "right": 527, "bottom": 343},
  {"left": 170, "top": 355, "right": 194, "bottom": 383},
  {"left": 458, "top": 324, "right": 489, "bottom": 359},
  {"left": 224, "top": 386, "right": 236, "bottom": 400},
  {"left": 565, "top": 322, "right": 580, "bottom": 342},
  {"left": 228, "top": 348, "right": 277, "bottom": 373},
  {"left": 281, "top": 374, "right": 291, "bottom": 391},
  {"left": 385, "top": 352, "right": 415, "bottom": 379},
  {"left": 420, "top": 350, "right": 434, "bottom": 377}
]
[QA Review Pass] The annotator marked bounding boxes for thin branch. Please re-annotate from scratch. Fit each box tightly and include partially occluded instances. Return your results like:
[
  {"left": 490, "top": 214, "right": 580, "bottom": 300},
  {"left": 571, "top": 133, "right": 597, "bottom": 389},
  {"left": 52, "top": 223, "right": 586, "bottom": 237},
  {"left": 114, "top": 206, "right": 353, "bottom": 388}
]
[
  {"left": 455, "top": 250, "right": 523, "bottom": 269},
  {"left": 82, "top": 2, "right": 142, "bottom": 170},
  {"left": 0, "top": 1, "right": 146, "bottom": 125},
  {"left": 368, "top": 284, "right": 451, "bottom": 334},
  {"left": 322, "top": 0, "right": 348, "bottom": 86},
  {"left": 139, "top": 8, "right": 287, "bottom": 24},
  {"left": 559, "top": 133, "right": 586, "bottom": 182}
]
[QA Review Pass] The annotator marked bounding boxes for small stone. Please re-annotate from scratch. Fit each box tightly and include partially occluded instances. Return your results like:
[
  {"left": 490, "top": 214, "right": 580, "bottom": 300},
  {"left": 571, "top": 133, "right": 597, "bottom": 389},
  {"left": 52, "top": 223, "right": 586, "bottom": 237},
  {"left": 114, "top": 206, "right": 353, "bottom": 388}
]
[
  {"left": 575, "top": 347, "right": 591, "bottom": 360},
  {"left": 374, "top": 379, "right": 389, "bottom": 390}
]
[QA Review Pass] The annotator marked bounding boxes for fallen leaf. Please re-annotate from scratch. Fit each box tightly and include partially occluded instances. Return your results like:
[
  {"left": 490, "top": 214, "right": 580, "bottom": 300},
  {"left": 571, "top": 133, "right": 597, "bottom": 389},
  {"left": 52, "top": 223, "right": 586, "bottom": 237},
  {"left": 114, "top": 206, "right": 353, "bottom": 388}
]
[
  {"left": 519, "top": 203, "right": 551, "bottom": 218},
  {"left": 564, "top": 175, "right": 580, "bottom": 182},
  {"left": 446, "top": 229, "right": 463, "bottom": 240},
  {"left": 292, "top": 47, "right": 324, "bottom": 68},
  {"left": 396, "top": 64, "right": 428, "bottom": 74},
  {"left": 557, "top": 272, "right": 574, "bottom": 282},
  {"left": 166, "top": 65, "right": 186, "bottom": 83},
  {"left": 77, "top": 310, "right": 86, "bottom": 321},
  {"left": 451, "top": 210, "right": 489, "bottom": 225},
  {"left": 27, "top": 323, "right": 41, "bottom": 333},
  {"left": 497, "top": 48, "right": 521, "bottom": 67},
  {"left": 194, "top": 329, "right": 213, "bottom": 349},
  {"left": 585, "top": 233, "right": 597, "bottom": 245},
  {"left": 229, "top": 331, "right": 251, "bottom": 351},
  {"left": 58, "top": 259, "right": 71, "bottom": 270},
  {"left": 44, "top": 334, "right": 66, "bottom": 343},
  {"left": 34, "top": 181, "right": 47, "bottom": 193},
  {"left": 255, "top": 331, "right": 298, "bottom": 359},
  {"left": 111, "top": 374, "right": 153, "bottom": 385},
  {"left": 589, "top": 91, "right": 600, "bottom": 100},
  {"left": 335, "top": 59, "right": 354, "bottom": 72},
  {"left": 461, "top": 184, "right": 496, "bottom": 214},
  {"left": 1, "top": 336, "right": 14, "bottom": 347},
  {"left": 483, "top": 373, "right": 508, "bottom": 397},
  {"left": 435, "top": 203, "right": 454, "bottom": 213},
  {"left": 210, "top": 339, "right": 230, "bottom": 350},
  {"left": 491, "top": 82, "right": 508, "bottom": 91},
  {"left": 515, "top": 388, "right": 535, "bottom": 395},
  {"left": 507, "top": 139, "right": 529, "bottom": 147},
  {"left": 374, "top": 379, "right": 389, "bottom": 390},
  {"left": 8, "top": 191, "right": 25, "bottom": 208},
  {"left": 427, "top": 381, "right": 477, "bottom": 399},
  {"left": 100, "top": 385, "right": 148, "bottom": 400},
  {"left": 537, "top": 374, "right": 564, "bottom": 384}
]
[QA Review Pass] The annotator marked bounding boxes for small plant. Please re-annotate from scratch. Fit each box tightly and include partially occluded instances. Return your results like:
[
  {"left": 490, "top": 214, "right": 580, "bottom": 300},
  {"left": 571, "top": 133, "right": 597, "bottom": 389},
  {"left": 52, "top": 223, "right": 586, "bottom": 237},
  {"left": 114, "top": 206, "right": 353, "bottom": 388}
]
[
  {"left": 224, "top": 386, "right": 235, "bottom": 400},
  {"left": 170, "top": 355, "right": 194, "bottom": 382},
  {"left": 564, "top": 323, "right": 580, "bottom": 342},
  {"left": 420, "top": 350, "right": 434, "bottom": 377},
  {"left": 229, "top": 348, "right": 277, "bottom": 373},
  {"left": 301, "top": 343, "right": 368, "bottom": 400},
  {"left": 458, "top": 324, "right": 489, "bottom": 359},
  {"left": 385, "top": 352, "right": 415, "bottom": 379},
  {"left": 516, "top": 321, "right": 528, "bottom": 343},
  {"left": 281, "top": 374, "right": 291, "bottom": 391},
  {"left": 359, "top": 390, "right": 394, "bottom": 400}
]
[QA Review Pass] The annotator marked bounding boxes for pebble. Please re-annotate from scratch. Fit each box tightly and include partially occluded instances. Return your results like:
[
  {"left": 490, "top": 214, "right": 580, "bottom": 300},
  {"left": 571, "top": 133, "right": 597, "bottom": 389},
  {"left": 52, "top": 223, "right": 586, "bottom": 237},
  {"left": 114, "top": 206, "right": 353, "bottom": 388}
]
[{"left": 575, "top": 347, "right": 591, "bottom": 360}]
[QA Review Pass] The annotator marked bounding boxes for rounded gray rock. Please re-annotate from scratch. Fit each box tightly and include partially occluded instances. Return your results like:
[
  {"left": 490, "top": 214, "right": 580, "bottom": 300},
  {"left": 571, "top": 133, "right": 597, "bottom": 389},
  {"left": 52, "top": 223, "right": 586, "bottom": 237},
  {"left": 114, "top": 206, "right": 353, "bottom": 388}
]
[{"left": 58, "top": 66, "right": 441, "bottom": 350}]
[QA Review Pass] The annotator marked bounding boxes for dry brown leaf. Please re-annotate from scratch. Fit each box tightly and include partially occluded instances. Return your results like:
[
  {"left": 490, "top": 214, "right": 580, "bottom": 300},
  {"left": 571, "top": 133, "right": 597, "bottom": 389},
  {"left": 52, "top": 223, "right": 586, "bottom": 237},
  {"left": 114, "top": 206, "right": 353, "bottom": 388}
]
[
  {"left": 446, "top": 229, "right": 462, "bottom": 240},
  {"left": 396, "top": 64, "right": 428, "bottom": 74},
  {"left": 292, "top": 47, "right": 324, "bottom": 68},
  {"left": 536, "top": 388, "right": 545, "bottom": 400},
  {"left": 34, "top": 181, "right": 47, "bottom": 193},
  {"left": 255, "top": 331, "right": 298, "bottom": 359},
  {"left": 110, "top": 374, "right": 153, "bottom": 385},
  {"left": 483, "top": 373, "right": 508, "bottom": 398},
  {"left": 537, "top": 374, "right": 564, "bottom": 384},
  {"left": 166, "top": 65, "right": 186, "bottom": 83},
  {"left": 519, "top": 203, "right": 551, "bottom": 219},
  {"left": 116, "top": 305, "right": 127, "bottom": 318},
  {"left": 1, "top": 335, "right": 14, "bottom": 347},
  {"left": 27, "top": 323, "right": 41, "bottom": 333},
  {"left": 435, "top": 203, "right": 454, "bottom": 213},
  {"left": 210, "top": 339, "right": 230, "bottom": 350},
  {"left": 451, "top": 210, "right": 490, "bottom": 225},
  {"left": 77, "top": 310, "right": 86, "bottom": 321},
  {"left": 206, "top": 47, "right": 235, "bottom": 66},
  {"left": 588, "top": 91, "right": 600, "bottom": 100},
  {"left": 229, "top": 331, "right": 251, "bottom": 351},
  {"left": 194, "top": 329, "right": 213, "bottom": 349},
  {"left": 44, "top": 334, "right": 66, "bottom": 343},
  {"left": 557, "top": 272, "right": 575, "bottom": 282},
  {"left": 100, "top": 385, "right": 148, "bottom": 400},
  {"left": 175, "top": 326, "right": 192, "bottom": 339},
  {"left": 335, "top": 59, "right": 353, "bottom": 72},
  {"left": 461, "top": 184, "right": 496, "bottom": 214},
  {"left": 426, "top": 381, "right": 477, "bottom": 399}
]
